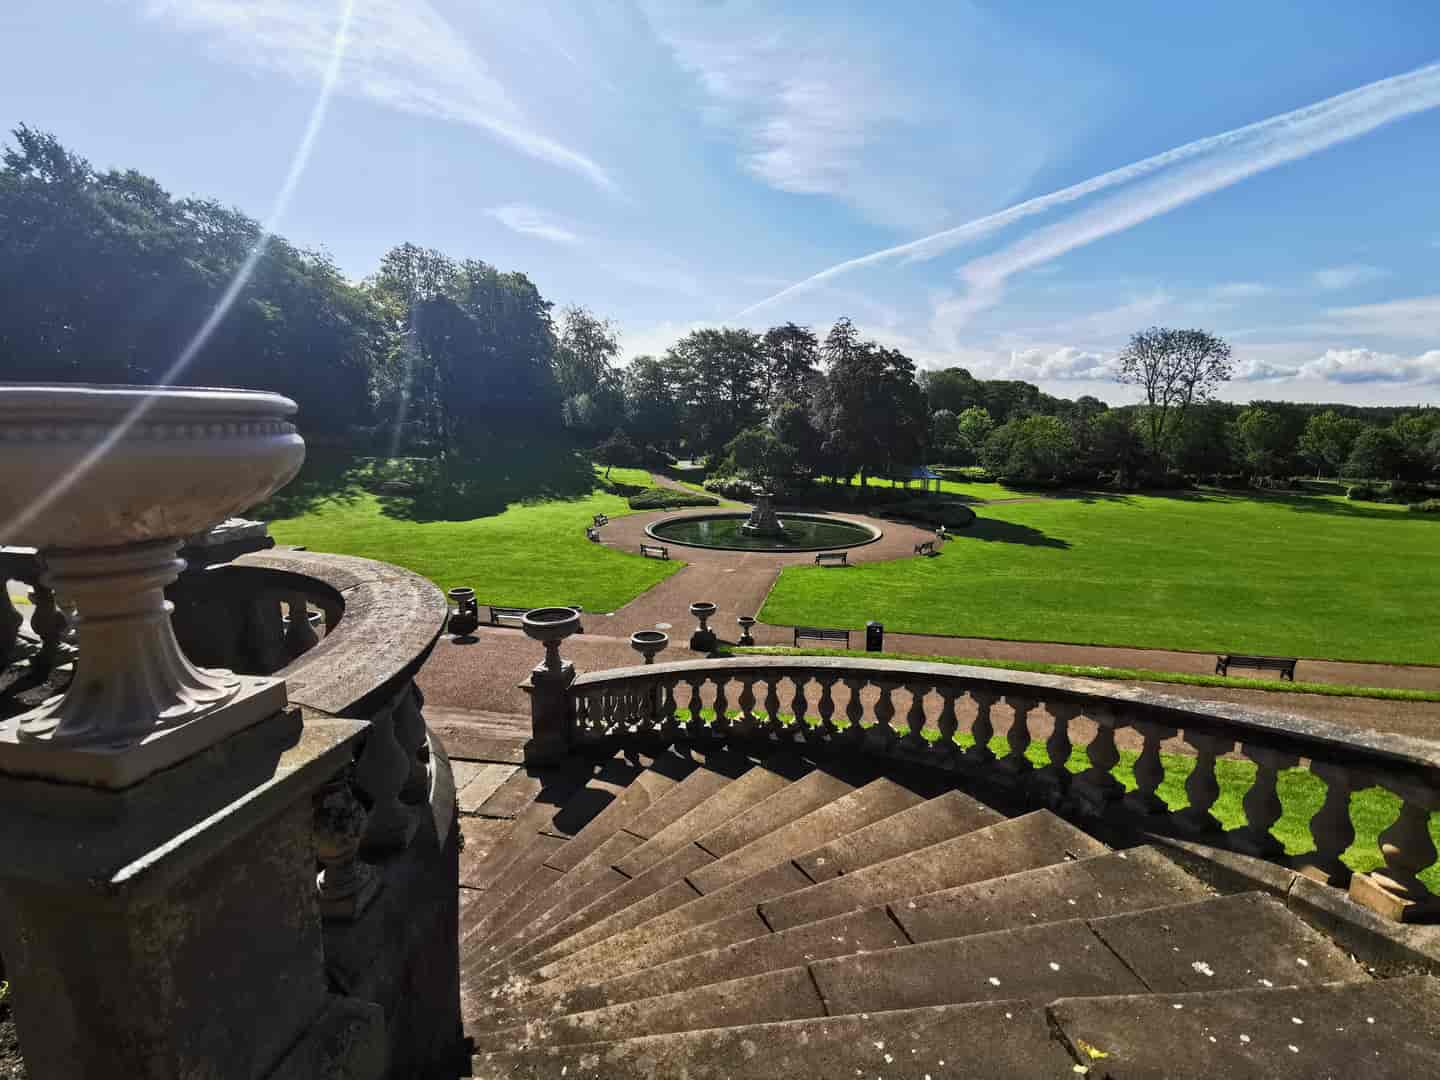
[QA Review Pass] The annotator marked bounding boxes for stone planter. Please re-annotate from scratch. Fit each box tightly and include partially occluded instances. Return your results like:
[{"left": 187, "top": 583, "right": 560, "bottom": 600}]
[
  {"left": 521, "top": 607, "right": 582, "bottom": 672},
  {"left": 630, "top": 630, "right": 669, "bottom": 664},
  {"left": 689, "top": 601, "right": 718, "bottom": 652},
  {"left": 736, "top": 615, "right": 757, "bottom": 647},
  {"left": 447, "top": 586, "right": 480, "bottom": 636},
  {"left": 0, "top": 384, "right": 305, "bottom": 787}
]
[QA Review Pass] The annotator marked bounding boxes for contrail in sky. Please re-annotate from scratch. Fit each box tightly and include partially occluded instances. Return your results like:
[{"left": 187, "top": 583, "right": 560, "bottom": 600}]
[{"left": 735, "top": 60, "right": 1440, "bottom": 321}]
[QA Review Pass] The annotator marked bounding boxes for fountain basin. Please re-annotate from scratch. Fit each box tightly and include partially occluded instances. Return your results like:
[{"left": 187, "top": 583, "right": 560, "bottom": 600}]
[{"left": 648, "top": 512, "right": 880, "bottom": 552}]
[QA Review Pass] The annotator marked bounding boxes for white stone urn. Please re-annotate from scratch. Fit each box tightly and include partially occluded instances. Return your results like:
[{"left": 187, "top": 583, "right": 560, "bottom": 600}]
[{"left": 0, "top": 384, "right": 305, "bottom": 786}]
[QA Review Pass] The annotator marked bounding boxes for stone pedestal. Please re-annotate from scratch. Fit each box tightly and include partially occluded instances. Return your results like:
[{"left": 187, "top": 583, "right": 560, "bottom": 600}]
[
  {"left": 0, "top": 712, "right": 382, "bottom": 1080},
  {"left": 524, "top": 661, "right": 576, "bottom": 765}
]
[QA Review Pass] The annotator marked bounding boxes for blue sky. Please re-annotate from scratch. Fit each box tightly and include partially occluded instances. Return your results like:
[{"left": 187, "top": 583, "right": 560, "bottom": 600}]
[{"left": 4, "top": 1, "right": 1440, "bottom": 404}]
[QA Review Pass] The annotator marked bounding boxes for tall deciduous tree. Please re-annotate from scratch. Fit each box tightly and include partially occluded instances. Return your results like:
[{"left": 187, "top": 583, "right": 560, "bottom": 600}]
[
  {"left": 667, "top": 328, "right": 764, "bottom": 456},
  {"left": 758, "top": 322, "right": 820, "bottom": 407},
  {"left": 1116, "top": 327, "right": 1233, "bottom": 467},
  {"left": 1298, "top": 410, "right": 1364, "bottom": 477}
]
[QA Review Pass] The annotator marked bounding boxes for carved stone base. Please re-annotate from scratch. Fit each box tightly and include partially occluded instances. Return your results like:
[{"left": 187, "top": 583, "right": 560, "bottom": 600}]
[
  {"left": 1348, "top": 872, "right": 1440, "bottom": 924},
  {"left": 0, "top": 675, "right": 286, "bottom": 788}
]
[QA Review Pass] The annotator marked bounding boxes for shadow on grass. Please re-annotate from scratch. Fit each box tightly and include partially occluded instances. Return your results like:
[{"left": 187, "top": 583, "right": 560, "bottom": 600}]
[
  {"left": 379, "top": 443, "right": 600, "bottom": 523},
  {"left": 955, "top": 516, "right": 1070, "bottom": 549},
  {"left": 258, "top": 448, "right": 371, "bottom": 519}
]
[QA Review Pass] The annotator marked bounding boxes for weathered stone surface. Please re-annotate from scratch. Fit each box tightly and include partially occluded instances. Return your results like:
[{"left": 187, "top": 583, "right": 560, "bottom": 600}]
[
  {"left": 1087, "top": 891, "right": 1368, "bottom": 993},
  {"left": 460, "top": 830, "right": 564, "bottom": 893},
  {"left": 687, "top": 776, "right": 926, "bottom": 893},
  {"left": 532, "top": 860, "right": 815, "bottom": 984},
  {"left": 892, "top": 845, "right": 1212, "bottom": 943},
  {"left": 476, "top": 1001, "right": 1071, "bottom": 1080},
  {"left": 812, "top": 919, "right": 1147, "bottom": 1014},
  {"left": 453, "top": 762, "right": 519, "bottom": 814},
  {"left": 760, "top": 810, "right": 1109, "bottom": 931},
  {"left": 614, "top": 763, "right": 795, "bottom": 877},
  {"left": 622, "top": 754, "right": 752, "bottom": 840},
  {"left": 541, "top": 758, "right": 688, "bottom": 873},
  {"left": 1049, "top": 975, "right": 1440, "bottom": 1079},
  {"left": 694, "top": 767, "right": 864, "bottom": 857},
  {"left": 794, "top": 788, "right": 1004, "bottom": 883},
  {"left": 426, "top": 707, "right": 528, "bottom": 764},
  {"left": 479, "top": 967, "right": 825, "bottom": 1051}
]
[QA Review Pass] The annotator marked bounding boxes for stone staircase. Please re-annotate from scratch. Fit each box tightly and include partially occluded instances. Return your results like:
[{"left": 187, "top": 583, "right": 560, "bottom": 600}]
[{"left": 456, "top": 742, "right": 1440, "bottom": 1078}]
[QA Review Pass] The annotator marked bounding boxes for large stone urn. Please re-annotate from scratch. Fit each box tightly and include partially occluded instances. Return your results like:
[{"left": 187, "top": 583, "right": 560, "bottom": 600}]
[{"left": 0, "top": 384, "right": 305, "bottom": 786}]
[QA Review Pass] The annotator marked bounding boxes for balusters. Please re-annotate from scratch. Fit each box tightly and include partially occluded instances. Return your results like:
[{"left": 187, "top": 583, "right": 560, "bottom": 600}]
[
  {"left": 1068, "top": 709, "right": 1125, "bottom": 818},
  {"left": 872, "top": 680, "right": 898, "bottom": 753},
  {"left": 1, "top": 587, "right": 20, "bottom": 665},
  {"left": 354, "top": 691, "right": 419, "bottom": 854},
  {"left": 935, "top": 686, "right": 961, "bottom": 765},
  {"left": 657, "top": 676, "right": 681, "bottom": 742},
  {"left": 763, "top": 675, "right": 782, "bottom": 736},
  {"left": 711, "top": 676, "right": 730, "bottom": 739},
  {"left": 1031, "top": 700, "right": 1077, "bottom": 805},
  {"left": 903, "top": 683, "right": 929, "bottom": 752},
  {"left": 788, "top": 674, "right": 810, "bottom": 742},
  {"left": 284, "top": 591, "right": 319, "bottom": 658},
  {"left": 1171, "top": 732, "right": 1235, "bottom": 836},
  {"left": 998, "top": 694, "right": 1036, "bottom": 777},
  {"left": 1230, "top": 744, "right": 1299, "bottom": 858},
  {"left": 1294, "top": 760, "right": 1358, "bottom": 886},
  {"left": 245, "top": 588, "right": 289, "bottom": 673},
  {"left": 816, "top": 674, "right": 838, "bottom": 740},
  {"left": 735, "top": 673, "right": 758, "bottom": 737},
  {"left": 685, "top": 673, "right": 706, "bottom": 738},
  {"left": 314, "top": 767, "right": 380, "bottom": 920},
  {"left": 1123, "top": 718, "right": 1177, "bottom": 816},
  {"left": 842, "top": 676, "right": 866, "bottom": 745},
  {"left": 1351, "top": 777, "right": 1440, "bottom": 919},
  {"left": 392, "top": 682, "right": 429, "bottom": 804},
  {"left": 30, "top": 582, "right": 66, "bottom": 673},
  {"left": 964, "top": 688, "right": 998, "bottom": 767}
]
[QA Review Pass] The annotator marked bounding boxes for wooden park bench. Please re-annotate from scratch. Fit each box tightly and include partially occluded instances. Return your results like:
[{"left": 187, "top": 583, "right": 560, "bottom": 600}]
[
  {"left": 593, "top": 513, "right": 609, "bottom": 527},
  {"left": 914, "top": 540, "right": 937, "bottom": 556},
  {"left": 639, "top": 543, "right": 669, "bottom": 560},
  {"left": 793, "top": 626, "right": 851, "bottom": 648},
  {"left": 814, "top": 551, "right": 847, "bottom": 566},
  {"left": 490, "top": 604, "right": 585, "bottom": 633},
  {"left": 1215, "top": 653, "right": 1297, "bottom": 680}
]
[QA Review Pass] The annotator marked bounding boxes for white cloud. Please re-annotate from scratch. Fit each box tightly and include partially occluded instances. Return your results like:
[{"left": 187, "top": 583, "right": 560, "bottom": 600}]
[
  {"left": 739, "top": 59, "right": 1440, "bottom": 318},
  {"left": 142, "top": 0, "right": 614, "bottom": 191},
  {"left": 1210, "top": 281, "right": 1273, "bottom": 300},
  {"left": 1311, "top": 264, "right": 1387, "bottom": 290},
  {"left": 1316, "top": 294, "right": 1440, "bottom": 339},
  {"left": 484, "top": 204, "right": 580, "bottom": 245},
  {"left": 997, "top": 346, "right": 1118, "bottom": 382},
  {"left": 1297, "top": 348, "right": 1440, "bottom": 385}
]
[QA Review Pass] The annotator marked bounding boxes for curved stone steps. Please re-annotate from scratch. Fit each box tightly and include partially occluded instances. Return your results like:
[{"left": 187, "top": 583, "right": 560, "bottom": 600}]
[{"left": 457, "top": 747, "right": 1440, "bottom": 1077}]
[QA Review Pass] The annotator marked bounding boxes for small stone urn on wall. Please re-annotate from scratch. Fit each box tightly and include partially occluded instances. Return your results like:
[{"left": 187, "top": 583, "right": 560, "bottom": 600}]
[
  {"left": 689, "top": 601, "right": 718, "bottom": 652},
  {"left": 447, "top": 586, "right": 480, "bottom": 637}
]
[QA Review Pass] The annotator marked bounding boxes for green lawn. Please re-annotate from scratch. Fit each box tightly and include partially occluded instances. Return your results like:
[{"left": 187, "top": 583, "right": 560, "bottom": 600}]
[
  {"left": 264, "top": 456, "right": 681, "bottom": 613},
  {"left": 761, "top": 489, "right": 1440, "bottom": 665}
]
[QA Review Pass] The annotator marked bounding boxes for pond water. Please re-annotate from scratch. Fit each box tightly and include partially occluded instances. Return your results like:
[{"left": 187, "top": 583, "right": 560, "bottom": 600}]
[{"left": 648, "top": 513, "right": 877, "bottom": 552}]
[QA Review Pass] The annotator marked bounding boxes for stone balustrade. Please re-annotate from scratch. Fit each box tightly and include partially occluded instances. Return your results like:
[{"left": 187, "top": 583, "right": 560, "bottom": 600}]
[{"left": 565, "top": 655, "right": 1440, "bottom": 922}]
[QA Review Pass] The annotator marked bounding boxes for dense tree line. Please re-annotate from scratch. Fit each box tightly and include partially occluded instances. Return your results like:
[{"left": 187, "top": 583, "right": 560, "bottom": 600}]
[{"left": 2, "top": 128, "right": 1435, "bottom": 494}]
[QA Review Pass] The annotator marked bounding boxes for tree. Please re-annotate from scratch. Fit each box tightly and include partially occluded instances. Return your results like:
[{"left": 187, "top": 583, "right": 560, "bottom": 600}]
[
  {"left": 770, "top": 399, "right": 825, "bottom": 480},
  {"left": 592, "top": 429, "right": 639, "bottom": 479},
  {"left": 1087, "top": 410, "right": 1146, "bottom": 484},
  {"left": 981, "top": 416, "right": 1076, "bottom": 481},
  {"left": 623, "top": 354, "right": 681, "bottom": 451},
  {"left": 1343, "top": 427, "right": 1405, "bottom": 480},
  {"left": 1115, "top": 327, "right": 1233, "bottom": 467},
  {"left": 758, "top": 322, "right": 819, "bottom": 407},
  {"left": 554, "top": 306, "right": 624, "bottom": 439},
  {"left": 812, "top": 319, "right": 926, "bottom": 486},
  {"left": 723, "top": 426, "right": 797, "bottom": 488},
  {"left": 1231, "top": 406, "right": 1290, "bottom": 478},
  {"left": 1391, "top": 411, "right": 1440, "bottom": 481},
  {"left": 919, "top": 367, "right": 984, "bottom": 414},
  {"left": 1298, "top": 410, "right": 1364, "bottom": 477},
  {"left": 928, "top": 409, "right": 960, "bottom": 459},
  {"left": 666, "top": 328, "right": 764, "bottom": 456},
  {"left": 954, "top": 406, "right": 996, "bottom": 461}
]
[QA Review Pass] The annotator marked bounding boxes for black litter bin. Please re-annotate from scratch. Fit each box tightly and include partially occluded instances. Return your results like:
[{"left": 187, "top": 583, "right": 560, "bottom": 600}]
[{"left": 865, "top": 621, "right": 884, "bottom": 652}]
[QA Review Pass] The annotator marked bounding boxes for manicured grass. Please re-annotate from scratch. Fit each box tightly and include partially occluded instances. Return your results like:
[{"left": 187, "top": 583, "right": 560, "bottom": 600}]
[
  {"left": 723, "top": 646, "right": 1440, "bottom": 704},
  {"left": 673, "top": 707, "right": 1439, "bottom": 890},
  {"left": 761, "top": 489, "right": 1440, "bottom": 665},
  {"left": 265, "top": 457, "right": 681, "bottom": 613}
]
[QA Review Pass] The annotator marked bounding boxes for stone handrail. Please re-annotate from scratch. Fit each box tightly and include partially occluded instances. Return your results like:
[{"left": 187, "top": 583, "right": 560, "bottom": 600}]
[{"left": 569, "top": 655, "right": 1440, "bottom": 919}]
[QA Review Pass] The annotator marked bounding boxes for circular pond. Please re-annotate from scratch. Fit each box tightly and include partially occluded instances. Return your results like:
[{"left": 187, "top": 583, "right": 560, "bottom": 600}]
[{"left": 647, "top": 512, "right": 880, "bottom": 552}]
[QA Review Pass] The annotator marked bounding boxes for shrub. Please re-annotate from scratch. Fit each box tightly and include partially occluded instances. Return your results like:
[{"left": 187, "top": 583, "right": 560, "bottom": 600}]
[
  {"left": 627, "top": 488, "right": 719, "bottom": 510},
  {"left": 933, "top": 465, "right": 997, "bottom": 483},
  {"left": 881, "top": 497, "right": 976, "bottom": 529},
  {"left": 1347, "top": 483, "right": 1381, "bottom": 501},
  {"left": 703, "top": 476, "right": 755, "bottom": 500},
  {"left": 1408, "top": 499, "right": 1440, "bottom": 514}
]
